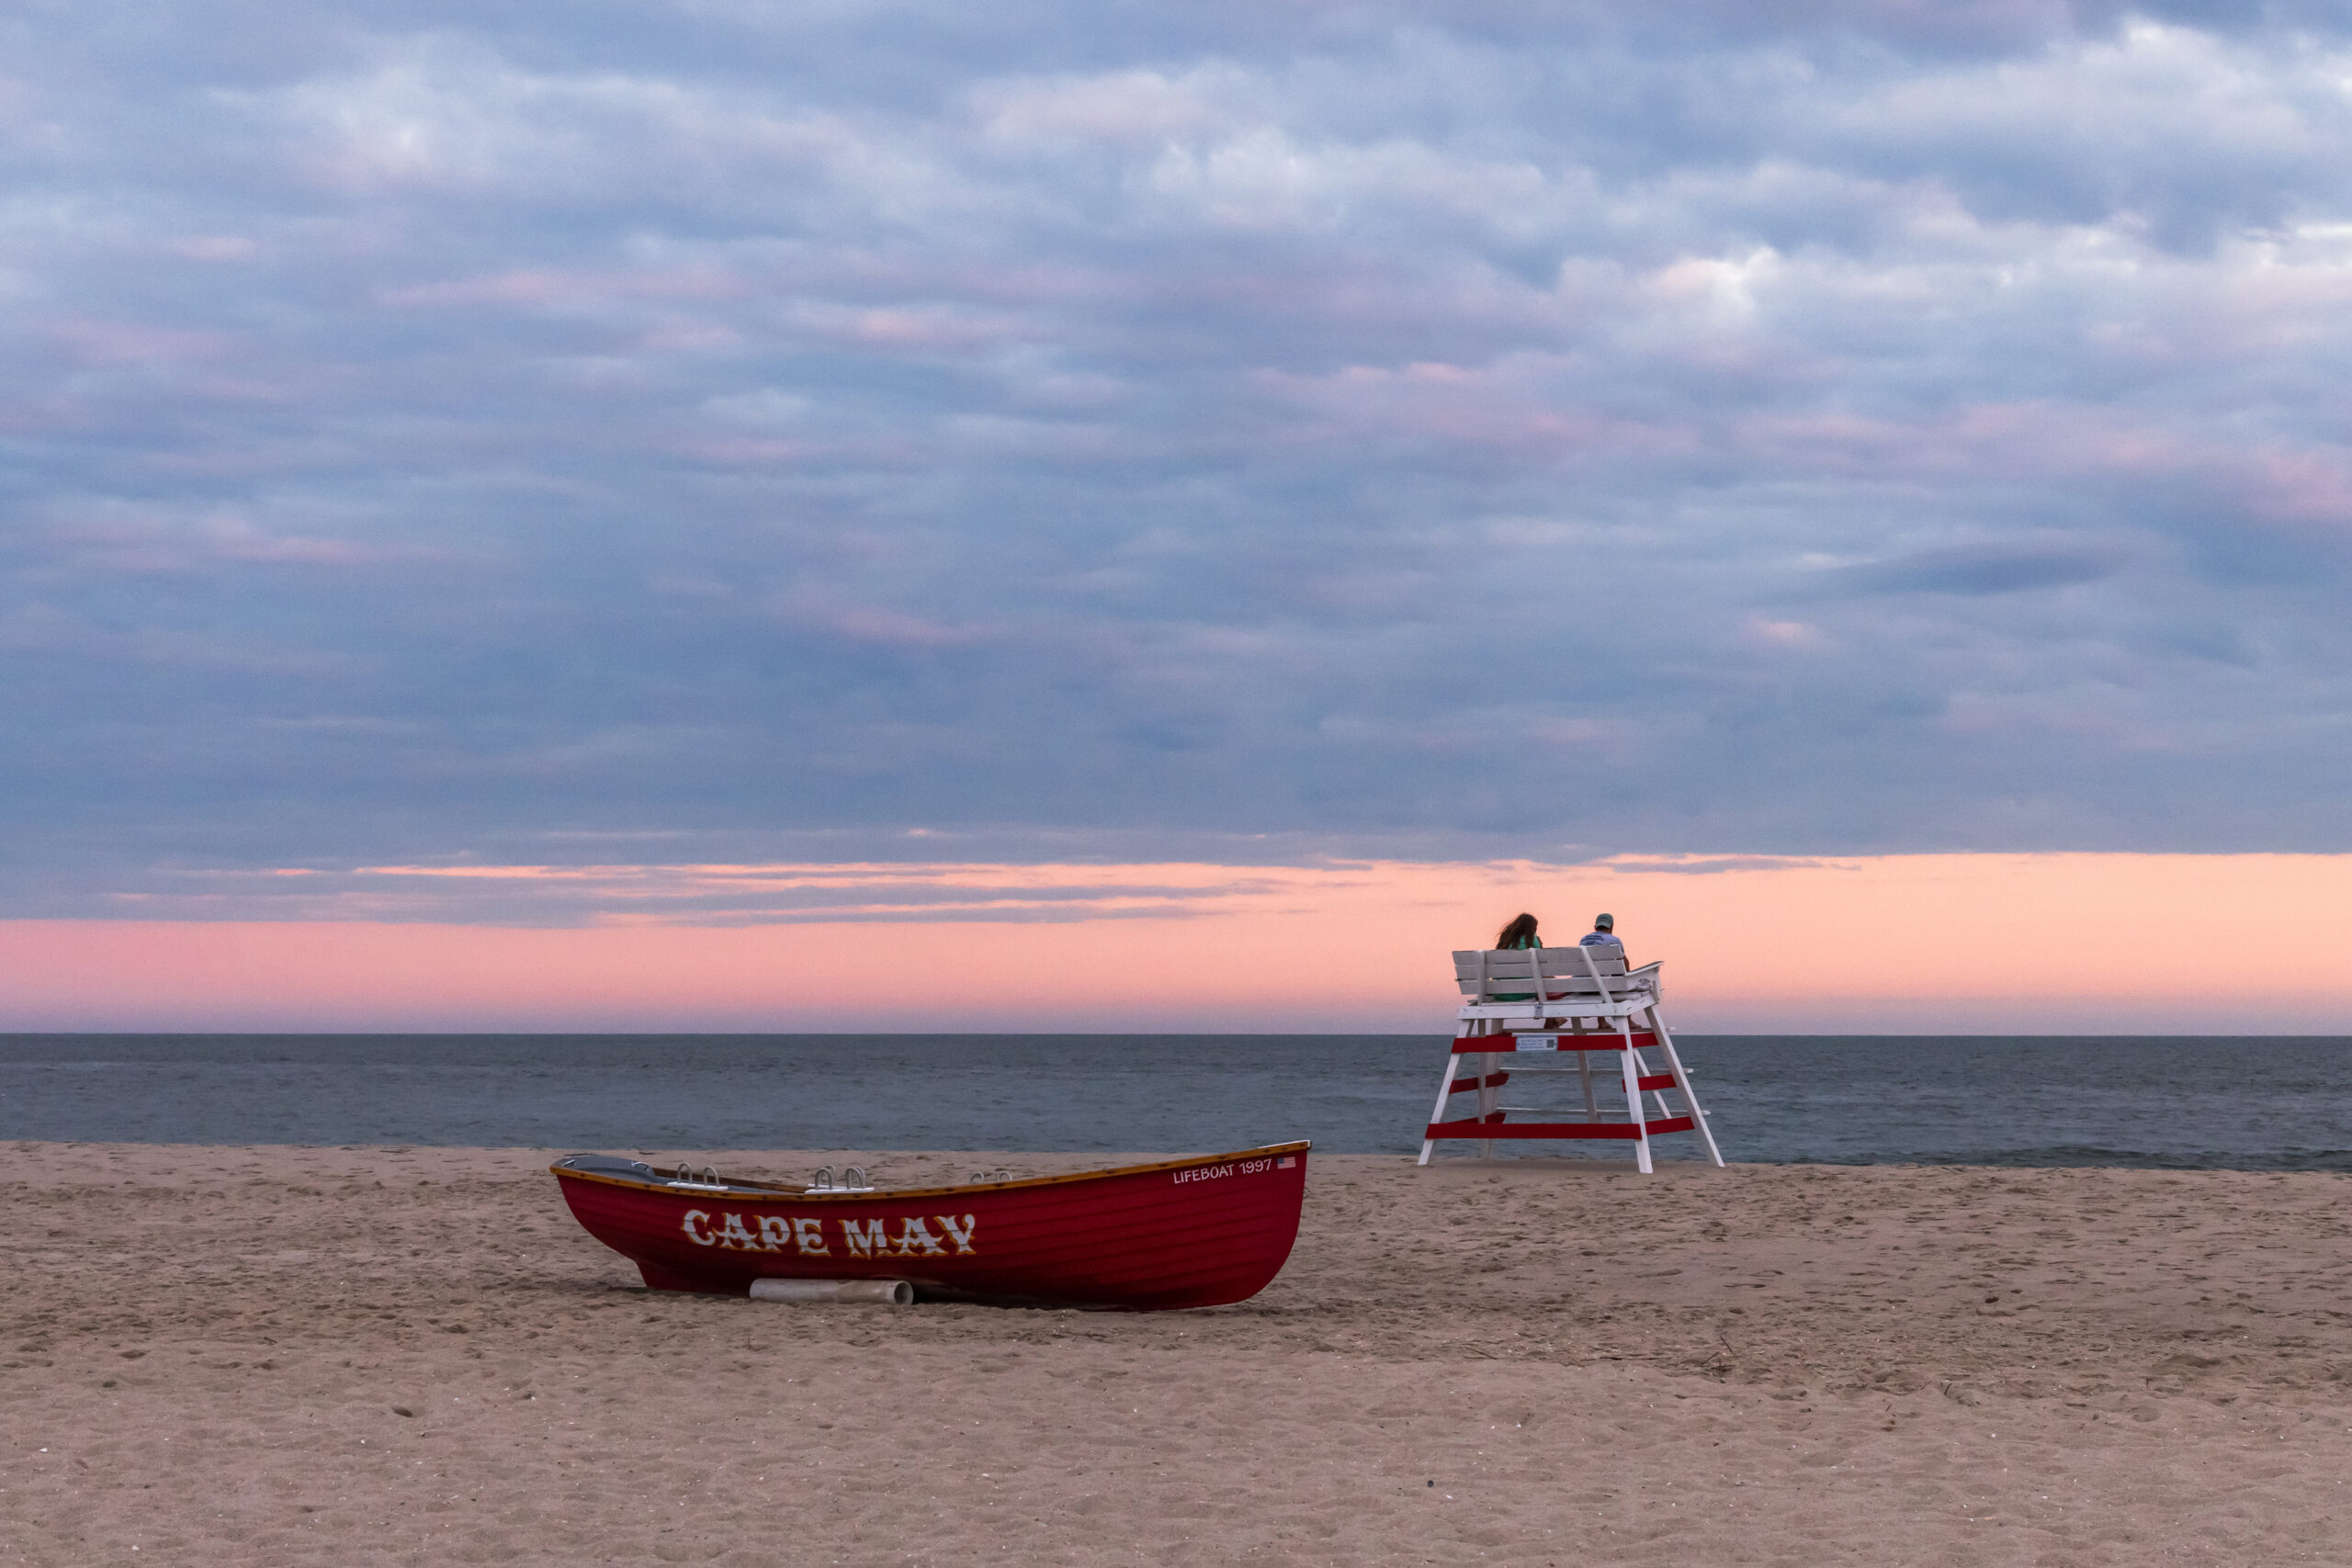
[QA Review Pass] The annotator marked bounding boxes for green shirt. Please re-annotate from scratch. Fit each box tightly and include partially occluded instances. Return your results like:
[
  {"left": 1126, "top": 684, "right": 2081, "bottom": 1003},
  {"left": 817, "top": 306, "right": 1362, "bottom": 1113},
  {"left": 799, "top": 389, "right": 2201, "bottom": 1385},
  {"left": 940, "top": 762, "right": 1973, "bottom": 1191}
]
[{"left": 1492, "top": 934, "right": 1540, "bottom": 1001}]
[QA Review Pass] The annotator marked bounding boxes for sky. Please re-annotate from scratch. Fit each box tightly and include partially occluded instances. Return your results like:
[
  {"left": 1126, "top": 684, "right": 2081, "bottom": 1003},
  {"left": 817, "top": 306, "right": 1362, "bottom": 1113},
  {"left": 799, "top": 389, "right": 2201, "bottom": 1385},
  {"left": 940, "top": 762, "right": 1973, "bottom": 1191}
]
[
  {"left": 7, "top": 853, "right": 2350, "bottom": 1032},
  {"left": 3, "top": 3, "right": 2347, "bottom": 1027}
]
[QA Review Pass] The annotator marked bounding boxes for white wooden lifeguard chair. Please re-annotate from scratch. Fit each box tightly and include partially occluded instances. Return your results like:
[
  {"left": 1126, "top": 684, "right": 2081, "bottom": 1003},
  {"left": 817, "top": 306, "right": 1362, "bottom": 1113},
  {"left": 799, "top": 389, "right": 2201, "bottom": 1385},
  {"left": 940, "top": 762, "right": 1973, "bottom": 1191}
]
[{"left": 1420, "top": 945, "right": 1724, "bottom": 1172}]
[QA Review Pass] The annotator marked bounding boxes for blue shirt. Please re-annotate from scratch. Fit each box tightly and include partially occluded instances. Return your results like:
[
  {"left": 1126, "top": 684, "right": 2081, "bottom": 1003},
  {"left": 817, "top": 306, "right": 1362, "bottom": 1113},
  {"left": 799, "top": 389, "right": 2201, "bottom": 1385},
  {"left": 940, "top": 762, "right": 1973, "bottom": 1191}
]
[{"left": 1579, "top": 931, "right": 1623, "bottom": 950}]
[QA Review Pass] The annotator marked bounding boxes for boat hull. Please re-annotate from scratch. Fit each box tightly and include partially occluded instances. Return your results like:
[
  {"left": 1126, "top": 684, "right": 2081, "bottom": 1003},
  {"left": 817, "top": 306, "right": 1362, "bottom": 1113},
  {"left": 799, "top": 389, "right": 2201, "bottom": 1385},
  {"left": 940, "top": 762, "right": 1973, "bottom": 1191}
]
[{"left": 552, "top": 1142, "right": 1309, "bottom": 1311}]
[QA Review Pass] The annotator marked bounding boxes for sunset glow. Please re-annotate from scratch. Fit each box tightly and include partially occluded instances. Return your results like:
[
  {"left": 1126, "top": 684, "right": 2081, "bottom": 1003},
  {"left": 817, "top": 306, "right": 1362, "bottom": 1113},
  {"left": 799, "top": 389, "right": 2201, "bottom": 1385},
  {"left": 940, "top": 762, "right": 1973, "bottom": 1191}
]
[{"left": 7, "top": 852, "right": 2345, "bottom": 1033}]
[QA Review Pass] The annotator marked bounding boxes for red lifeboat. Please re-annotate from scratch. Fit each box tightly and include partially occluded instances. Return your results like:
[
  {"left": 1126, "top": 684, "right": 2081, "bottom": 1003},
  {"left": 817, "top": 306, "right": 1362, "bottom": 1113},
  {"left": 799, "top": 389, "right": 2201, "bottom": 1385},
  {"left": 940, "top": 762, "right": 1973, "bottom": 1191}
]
[{"left": 552, "top": 1141, "right": 1309, "bottom": 1311}]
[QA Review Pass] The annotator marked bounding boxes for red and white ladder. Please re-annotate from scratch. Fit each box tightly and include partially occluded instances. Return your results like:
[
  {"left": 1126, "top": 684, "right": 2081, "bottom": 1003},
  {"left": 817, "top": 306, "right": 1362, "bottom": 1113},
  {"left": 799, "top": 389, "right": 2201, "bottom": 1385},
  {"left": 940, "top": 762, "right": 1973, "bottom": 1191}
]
[{"left": 1420, "top": 945, "right": 1724, "bottom": 1173}]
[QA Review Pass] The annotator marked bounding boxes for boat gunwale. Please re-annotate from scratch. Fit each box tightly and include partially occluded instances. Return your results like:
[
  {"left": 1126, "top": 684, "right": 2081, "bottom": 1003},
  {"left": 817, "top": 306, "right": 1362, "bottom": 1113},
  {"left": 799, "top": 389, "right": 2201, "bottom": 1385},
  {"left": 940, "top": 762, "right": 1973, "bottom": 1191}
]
[{"left": 548, "top": 1139, "right": 1311, "bottom": 1203}]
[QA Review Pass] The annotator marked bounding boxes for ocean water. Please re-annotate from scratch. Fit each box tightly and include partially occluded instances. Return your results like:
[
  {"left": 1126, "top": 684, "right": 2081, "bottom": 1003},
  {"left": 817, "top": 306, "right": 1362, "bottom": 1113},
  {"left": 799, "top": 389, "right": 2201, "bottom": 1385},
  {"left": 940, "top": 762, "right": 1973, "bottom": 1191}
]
[{"left": 2, "top": 1033, "right": 2348, "bottom": 1169}]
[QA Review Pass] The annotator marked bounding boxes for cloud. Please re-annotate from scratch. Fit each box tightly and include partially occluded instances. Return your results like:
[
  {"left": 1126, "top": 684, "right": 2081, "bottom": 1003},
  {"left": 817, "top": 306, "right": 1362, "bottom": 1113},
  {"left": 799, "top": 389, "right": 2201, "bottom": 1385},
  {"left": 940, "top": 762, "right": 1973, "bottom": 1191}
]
[
  {"left": 1809, "top": 541, "right": 2124, "bottom": 596},
  {"left": 81, "top": 857, "right": 1350, "bottom": 927},
  {"left": 1599, "top": 854, "right": 1846, "bottom": 875},
  {"left": 4, "top": 4, "right": 2352, "bottom": 920}
]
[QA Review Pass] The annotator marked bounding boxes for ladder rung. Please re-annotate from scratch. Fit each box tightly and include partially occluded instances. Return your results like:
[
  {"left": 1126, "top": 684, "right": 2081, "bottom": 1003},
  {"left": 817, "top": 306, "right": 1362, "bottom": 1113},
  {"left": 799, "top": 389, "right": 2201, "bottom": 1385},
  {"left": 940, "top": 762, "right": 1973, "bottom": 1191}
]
[
  {"left": 1426, "top": 1116, "right": 1696, "bottom": 1141},
  {"left": 1454, "top": 1032, "right": 1659, "bottom": 1054},
  {"left": 1464, "top": 1068, "right": 1677, "bottom": 1090}
]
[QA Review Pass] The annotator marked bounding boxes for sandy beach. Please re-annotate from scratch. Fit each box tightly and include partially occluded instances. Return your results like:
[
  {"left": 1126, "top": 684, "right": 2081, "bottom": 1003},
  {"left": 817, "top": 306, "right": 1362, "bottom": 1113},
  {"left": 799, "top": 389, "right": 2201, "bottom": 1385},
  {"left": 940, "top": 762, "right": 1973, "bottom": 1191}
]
[{"left": 6, "top": 1143, "right": 2351, "bottom": 1565}]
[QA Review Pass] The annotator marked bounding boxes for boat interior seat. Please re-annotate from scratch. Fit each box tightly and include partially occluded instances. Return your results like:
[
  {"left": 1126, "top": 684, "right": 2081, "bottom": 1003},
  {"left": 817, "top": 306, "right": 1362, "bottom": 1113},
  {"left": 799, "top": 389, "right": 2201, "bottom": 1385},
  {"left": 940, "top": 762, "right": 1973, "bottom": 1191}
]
[
  {"left": 556, "top": 1153, "right": 658, "bottom": 1179},
  {"left": 556, "top": 1152, "right": 806, "bottom": 1195}
]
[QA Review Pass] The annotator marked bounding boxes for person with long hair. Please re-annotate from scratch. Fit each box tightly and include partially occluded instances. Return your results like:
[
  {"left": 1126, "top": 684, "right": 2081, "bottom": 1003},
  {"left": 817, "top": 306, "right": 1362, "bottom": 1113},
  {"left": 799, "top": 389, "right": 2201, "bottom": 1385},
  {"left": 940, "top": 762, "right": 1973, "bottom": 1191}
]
[
  {"left": 1487, "top": 912, "right": 1544, "bottom": 1005},
  {"left": 1495, "top": 911, "right": 1540, "bottom": 950}
]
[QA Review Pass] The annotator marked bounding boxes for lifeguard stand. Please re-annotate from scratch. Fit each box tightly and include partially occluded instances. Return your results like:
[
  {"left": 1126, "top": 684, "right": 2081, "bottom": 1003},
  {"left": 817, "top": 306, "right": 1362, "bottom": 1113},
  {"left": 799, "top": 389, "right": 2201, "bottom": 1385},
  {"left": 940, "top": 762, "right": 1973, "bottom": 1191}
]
[{"left": 1419, "top": 945, "right": 1724, "bottom": 1172}]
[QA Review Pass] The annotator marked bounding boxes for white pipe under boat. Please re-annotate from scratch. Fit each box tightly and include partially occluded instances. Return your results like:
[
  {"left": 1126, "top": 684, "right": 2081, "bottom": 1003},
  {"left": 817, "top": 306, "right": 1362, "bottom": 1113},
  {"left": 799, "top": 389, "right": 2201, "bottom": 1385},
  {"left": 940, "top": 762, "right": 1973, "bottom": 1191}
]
[{"left": 748, "top": 1278, "right": 914, "bottom": 1305}]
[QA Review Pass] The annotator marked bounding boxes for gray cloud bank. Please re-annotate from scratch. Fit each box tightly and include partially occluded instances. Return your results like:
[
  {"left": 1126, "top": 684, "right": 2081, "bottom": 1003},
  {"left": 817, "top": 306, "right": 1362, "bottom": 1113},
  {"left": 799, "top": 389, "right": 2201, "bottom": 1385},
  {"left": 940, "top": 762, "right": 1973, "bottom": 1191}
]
[{"left": 4, "top": 2, "right": 2350, "bottom": 919}]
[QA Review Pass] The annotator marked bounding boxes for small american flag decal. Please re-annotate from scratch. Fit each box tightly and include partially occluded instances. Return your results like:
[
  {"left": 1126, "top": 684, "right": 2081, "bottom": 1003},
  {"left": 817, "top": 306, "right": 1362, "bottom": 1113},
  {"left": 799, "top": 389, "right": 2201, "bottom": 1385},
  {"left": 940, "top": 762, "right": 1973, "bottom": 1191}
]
[{"left": 1277, "top": 1156, "right": 1295, "bottom": 1168}]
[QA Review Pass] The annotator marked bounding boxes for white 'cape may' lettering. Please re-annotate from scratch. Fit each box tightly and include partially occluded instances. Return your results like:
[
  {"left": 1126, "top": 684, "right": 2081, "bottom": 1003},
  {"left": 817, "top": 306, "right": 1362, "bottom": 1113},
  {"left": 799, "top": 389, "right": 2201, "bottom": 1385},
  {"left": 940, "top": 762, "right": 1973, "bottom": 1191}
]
[{"left": 678, "top": 1207, "right": 981, "bottom": 1258}]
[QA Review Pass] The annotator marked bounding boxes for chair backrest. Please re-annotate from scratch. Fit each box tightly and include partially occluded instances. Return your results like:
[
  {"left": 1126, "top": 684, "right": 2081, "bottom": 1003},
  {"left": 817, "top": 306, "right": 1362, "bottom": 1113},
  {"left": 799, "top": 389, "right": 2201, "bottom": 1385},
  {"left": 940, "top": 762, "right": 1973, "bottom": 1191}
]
[{"left": 1451, "top": 946, "right": 1650, "bottom": 1002}]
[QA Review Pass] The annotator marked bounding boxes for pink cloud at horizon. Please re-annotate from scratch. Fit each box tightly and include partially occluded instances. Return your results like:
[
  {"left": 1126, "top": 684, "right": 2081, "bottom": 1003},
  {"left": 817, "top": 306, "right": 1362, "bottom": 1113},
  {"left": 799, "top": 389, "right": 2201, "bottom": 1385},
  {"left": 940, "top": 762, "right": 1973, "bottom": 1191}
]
[{"left": 3, "top": 852, "right": 2346, "bottom": 1033}]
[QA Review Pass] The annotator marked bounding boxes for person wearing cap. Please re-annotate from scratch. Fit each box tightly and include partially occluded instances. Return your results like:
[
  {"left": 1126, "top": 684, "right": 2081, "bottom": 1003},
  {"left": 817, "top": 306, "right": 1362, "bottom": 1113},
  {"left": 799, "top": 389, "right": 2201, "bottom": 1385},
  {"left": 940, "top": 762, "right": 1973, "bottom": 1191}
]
[{"left": 1578, "top": 912, "right": 1625, "bottom": 960}]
